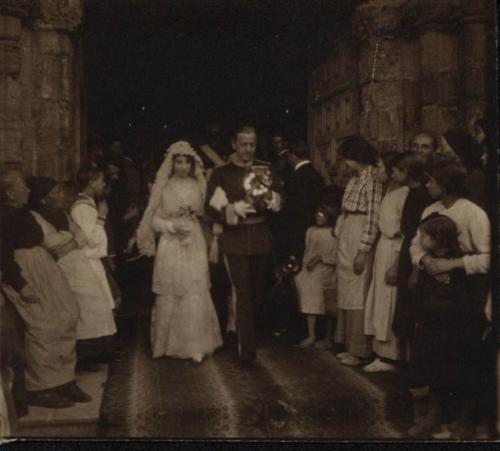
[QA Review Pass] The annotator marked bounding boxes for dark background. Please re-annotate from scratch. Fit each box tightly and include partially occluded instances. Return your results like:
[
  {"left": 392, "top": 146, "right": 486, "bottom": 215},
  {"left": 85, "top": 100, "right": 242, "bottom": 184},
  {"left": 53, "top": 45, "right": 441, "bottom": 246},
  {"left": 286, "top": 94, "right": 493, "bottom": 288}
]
[{"left": 83, "top": 0, "right": 357, "bottom": 160}]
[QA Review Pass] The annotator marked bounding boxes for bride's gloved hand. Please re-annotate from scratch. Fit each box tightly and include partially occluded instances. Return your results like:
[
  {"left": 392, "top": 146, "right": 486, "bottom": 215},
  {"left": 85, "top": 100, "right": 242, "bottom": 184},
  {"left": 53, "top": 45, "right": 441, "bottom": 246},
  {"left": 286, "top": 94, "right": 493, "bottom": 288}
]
[
  {"left": 173, "top": 221, "right": 192, "bottom": 238},
  {"left": 164, "top": 221, "right": 177, "bottom": 234}
]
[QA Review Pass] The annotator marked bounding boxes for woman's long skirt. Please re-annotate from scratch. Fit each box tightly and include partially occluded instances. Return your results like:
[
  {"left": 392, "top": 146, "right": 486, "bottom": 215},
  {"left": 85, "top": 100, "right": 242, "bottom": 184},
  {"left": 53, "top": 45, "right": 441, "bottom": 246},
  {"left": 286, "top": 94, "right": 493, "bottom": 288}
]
[
  {"left": 334, "top": 213, "right": 373, "bottom": 358},
  {"left": 151, "top": 292, "right": 222, "bottom": 359},
  {"left": 364, "top": 234, "right": 406, "bottom": 361},
  {"left": 4, "top": 247, "right": 78, "bottom": 391},
  {"left": 58, "top": 250, "right": 117, "bottom": 340}
]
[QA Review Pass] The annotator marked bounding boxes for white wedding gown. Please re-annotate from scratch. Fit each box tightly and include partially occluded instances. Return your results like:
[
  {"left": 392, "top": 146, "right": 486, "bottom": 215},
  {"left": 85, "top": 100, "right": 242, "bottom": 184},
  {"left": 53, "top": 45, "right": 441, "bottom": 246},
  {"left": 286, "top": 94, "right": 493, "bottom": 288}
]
[{"left": 150, "top": 177, "right": 222, "bottom": 359}]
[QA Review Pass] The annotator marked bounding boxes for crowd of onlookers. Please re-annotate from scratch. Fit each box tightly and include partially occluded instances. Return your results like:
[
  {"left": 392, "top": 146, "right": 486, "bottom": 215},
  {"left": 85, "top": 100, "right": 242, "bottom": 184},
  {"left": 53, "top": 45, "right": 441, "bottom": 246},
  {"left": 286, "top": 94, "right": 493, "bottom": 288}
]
[
  {"left": 0, "top": 117, "right": 496, "bottom": 438},
  {"left": 278, "top": 121, "right": 495, "bottom": 440},
  {"left": 0, "top": 140, "right": 144, "bottom": 434}
]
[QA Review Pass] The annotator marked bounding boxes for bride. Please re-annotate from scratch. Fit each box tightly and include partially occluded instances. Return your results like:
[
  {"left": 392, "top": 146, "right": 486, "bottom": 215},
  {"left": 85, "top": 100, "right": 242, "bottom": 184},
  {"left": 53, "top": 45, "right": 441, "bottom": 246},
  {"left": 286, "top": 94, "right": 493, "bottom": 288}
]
[{"left": 137, "top": 141, "right": 222, "bottom": 362}]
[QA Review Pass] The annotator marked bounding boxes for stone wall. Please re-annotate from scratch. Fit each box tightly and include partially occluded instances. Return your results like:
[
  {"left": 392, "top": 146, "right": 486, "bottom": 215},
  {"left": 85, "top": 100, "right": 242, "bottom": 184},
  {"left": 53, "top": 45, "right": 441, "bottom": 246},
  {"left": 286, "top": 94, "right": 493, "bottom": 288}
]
[
  {"left": 308, "top": 0, "right": 495, "bottom": 166},
  {"left": 0, "top": 0, "right": 83, "bottom": 180}
]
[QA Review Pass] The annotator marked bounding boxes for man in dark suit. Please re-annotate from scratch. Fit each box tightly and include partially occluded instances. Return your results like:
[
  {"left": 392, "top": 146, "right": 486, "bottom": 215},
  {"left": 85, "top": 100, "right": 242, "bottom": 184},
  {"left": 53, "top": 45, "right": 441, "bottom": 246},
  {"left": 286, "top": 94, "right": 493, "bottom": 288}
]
[
  {"left": 268, "top": 131, "right": 294, "bottom": 264},
  {"left": 271, "top": 131, "right": 293, "bottom": 186},
  {"left": 284, "top": 140, "right": 325, "bottom": 262},
  {"left": 206, "top": 124, "right": 284, "bottom": 367}
]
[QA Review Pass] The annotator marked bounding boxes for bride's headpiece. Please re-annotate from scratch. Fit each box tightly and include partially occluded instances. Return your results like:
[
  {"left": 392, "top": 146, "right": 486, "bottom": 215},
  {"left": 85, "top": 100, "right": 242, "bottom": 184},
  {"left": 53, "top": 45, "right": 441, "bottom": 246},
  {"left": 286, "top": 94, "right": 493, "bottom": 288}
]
[{"left": 136, "top": 141, "right": 205, "bottom": 256}]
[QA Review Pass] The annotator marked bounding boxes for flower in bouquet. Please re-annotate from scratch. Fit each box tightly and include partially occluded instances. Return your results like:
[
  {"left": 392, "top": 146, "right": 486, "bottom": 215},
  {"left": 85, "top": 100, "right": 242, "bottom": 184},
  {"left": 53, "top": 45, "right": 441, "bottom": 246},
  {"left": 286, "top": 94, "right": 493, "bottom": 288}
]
[
  {"left": 174, "top": 206, "right": 196, "bottom": 245},
  {"left": 178, "top": 206, "right": 197, "bottom": 221},
  {"left": 243, "top": 165, "right": 274, "bottom": 211},
  {"left": 275, "top": 256, "right": 301, "bottom": 284}
]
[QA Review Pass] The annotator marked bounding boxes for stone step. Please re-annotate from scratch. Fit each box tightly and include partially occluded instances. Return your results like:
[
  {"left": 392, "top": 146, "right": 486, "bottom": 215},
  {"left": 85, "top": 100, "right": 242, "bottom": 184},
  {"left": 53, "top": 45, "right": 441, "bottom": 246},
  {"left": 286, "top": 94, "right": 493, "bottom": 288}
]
[{"left": 16, "top": 365, "right": 109, "bottom": 438}]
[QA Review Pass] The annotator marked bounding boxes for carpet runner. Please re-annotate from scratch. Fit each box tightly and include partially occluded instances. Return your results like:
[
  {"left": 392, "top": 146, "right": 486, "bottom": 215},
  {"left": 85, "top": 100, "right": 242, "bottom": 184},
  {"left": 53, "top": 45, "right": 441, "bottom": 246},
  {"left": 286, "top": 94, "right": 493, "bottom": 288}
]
[{"left": 99, "top": 312, "right": 405, "bottom": 439}]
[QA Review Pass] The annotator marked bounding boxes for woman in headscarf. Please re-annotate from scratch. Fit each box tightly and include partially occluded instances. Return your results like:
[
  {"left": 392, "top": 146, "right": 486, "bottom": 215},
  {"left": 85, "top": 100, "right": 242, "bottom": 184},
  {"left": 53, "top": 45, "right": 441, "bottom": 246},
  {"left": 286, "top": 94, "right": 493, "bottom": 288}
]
[
  {"left": 439, "top": 129, "right": 486, "bottom": 211},
  {"left": 136, "top": 141, "right": 222, "bottom": 362},
  {"left": 27, "top": 177, "right": 117, "bottom": 368},
  {"left": 0, "top": 170, "right": 88, "bottom": 408}
]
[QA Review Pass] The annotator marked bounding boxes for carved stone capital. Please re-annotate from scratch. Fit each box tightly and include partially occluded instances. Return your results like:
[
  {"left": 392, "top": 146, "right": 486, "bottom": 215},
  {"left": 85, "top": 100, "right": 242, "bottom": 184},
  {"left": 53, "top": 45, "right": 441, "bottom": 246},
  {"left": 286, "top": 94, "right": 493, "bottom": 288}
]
[
  {"left": 352, "top": 0, "right": 405, "bottom": 41},
  {"left": 0, "top": 9, "right": 24, "bottom": 76},
  {"left": 32, "top": 0, "right": 82, "bottom": 32},
  {"left": 407, "top": 0, "right": 462, "bottom": 33}
]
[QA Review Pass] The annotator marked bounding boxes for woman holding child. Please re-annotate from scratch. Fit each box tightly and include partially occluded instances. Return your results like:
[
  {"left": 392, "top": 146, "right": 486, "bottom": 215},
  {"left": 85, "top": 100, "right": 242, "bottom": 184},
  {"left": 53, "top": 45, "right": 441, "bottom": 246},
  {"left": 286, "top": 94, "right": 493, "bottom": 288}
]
[{"left": 408, "top": 160, "right": 490, "bottom": 438}]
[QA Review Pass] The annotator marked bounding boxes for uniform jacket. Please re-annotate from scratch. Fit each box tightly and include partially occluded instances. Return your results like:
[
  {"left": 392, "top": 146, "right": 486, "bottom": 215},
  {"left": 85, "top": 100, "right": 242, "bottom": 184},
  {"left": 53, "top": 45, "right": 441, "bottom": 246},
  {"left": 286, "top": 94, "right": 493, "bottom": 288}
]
[{"left": 206, "top": 156, "right": 284, "bottom": 255}]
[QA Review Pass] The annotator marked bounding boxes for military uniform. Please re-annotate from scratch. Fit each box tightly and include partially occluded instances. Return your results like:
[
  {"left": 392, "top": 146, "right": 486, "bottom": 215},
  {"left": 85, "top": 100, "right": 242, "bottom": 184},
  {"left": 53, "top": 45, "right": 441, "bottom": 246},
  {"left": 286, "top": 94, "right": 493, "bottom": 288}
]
[{"left": 206, "top": 156, "right": 283, "bottom": 363}]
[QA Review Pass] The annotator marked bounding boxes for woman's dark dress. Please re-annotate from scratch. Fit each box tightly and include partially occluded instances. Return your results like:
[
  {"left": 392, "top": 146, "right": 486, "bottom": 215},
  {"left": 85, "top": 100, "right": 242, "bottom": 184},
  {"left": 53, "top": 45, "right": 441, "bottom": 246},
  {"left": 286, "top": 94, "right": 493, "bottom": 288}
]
[
  {"left": 410, "top": 267, "right": 472, "bottom": 391},
  {"left": 0, "top": 204, "right": 78, "bottom": 391},
  {"left": 392, "top": 185, "right": 432, "bottom": 339}
]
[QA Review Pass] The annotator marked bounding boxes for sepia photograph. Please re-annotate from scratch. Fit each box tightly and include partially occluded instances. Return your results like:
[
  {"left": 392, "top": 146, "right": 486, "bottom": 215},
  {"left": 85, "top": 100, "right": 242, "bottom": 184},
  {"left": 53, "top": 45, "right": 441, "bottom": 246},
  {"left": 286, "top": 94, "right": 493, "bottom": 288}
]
[{"left": 0, "top": 0, "right": 498, "bottom": 444}]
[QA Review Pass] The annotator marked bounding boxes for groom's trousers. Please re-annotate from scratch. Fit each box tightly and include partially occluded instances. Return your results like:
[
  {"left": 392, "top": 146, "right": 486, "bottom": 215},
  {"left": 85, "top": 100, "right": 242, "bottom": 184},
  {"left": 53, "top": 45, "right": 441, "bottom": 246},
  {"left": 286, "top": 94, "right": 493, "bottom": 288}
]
[{"left": 224, "top": 254, "right": 268, "bottom": 358}]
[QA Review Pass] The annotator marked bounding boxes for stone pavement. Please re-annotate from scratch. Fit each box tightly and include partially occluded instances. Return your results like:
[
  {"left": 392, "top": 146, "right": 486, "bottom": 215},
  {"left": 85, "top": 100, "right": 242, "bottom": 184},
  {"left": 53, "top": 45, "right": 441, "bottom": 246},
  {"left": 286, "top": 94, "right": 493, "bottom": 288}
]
[{"left": 10, "top": 312, "right": 498, "bottom": 440}]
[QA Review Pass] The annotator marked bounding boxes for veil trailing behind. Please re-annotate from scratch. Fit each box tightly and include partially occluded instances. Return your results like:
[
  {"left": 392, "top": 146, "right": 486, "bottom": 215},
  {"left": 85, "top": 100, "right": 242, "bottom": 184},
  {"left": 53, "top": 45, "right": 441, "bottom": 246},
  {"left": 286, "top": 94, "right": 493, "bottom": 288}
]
[
  {"left": 135, "top": 141, "right": 222, "bottom": 360},
  {"left": 137, "top": 141, "right": 206, "bottom": 257}
]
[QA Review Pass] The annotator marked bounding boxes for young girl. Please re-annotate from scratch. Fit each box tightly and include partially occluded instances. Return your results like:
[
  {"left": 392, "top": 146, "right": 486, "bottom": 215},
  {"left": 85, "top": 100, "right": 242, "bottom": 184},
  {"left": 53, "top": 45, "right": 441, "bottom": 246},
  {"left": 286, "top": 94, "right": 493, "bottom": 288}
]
[
  {"left": 294, "top": 205, "right": 337, "bottom": 348},
  {"left": 363, "top": 153, "right": 409, "bottom": 372},
  {"left": 408, "top": 214, "right": 471, "bottom": 437},
  {"left": 334, "top": 137, "right": 383, "bottom": 367},
  {"left": 409, "top": 161, "right": 491, "bottom": 438}
]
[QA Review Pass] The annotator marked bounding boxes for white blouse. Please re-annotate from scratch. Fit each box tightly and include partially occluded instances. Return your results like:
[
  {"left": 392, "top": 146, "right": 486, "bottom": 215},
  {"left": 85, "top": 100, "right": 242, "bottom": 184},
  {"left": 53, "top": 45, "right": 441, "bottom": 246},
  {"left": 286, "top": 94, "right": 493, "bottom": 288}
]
[
  {"left": 410, "top": 198, "right": 490, "bottom": 275},
  {"left": 71, "top": 196, "right": 108, "bottom": 260}
]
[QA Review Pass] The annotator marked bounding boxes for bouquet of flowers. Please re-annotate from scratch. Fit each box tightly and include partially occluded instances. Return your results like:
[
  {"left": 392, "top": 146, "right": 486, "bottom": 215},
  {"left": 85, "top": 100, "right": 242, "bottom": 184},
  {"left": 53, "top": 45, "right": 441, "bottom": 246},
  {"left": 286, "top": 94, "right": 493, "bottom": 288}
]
[
  {"left": 243, "top": 165, "right": 274, "bottom": 212},
  {"left": 274, "top": 255, "right": 301, "bottom": 284},
  {"left": 172, "top": 206, "right": 197, "bottom": 245},
  {"left": 177, "top": 206, "right": 198, "bottom": 221}
]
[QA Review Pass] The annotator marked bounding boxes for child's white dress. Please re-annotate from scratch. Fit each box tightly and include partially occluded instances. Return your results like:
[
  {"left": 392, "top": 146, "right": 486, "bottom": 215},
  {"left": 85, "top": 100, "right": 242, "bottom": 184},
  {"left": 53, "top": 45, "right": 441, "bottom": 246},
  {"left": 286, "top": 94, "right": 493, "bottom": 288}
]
[{"left": 295, "top": 226, "right": 337, "bottom": 315}]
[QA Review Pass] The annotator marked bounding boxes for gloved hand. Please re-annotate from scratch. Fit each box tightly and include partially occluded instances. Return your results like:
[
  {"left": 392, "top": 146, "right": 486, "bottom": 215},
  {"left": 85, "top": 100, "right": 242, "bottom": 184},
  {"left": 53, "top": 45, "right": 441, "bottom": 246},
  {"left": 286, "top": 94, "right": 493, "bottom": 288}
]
[
  {"left": 164, "top": 220, "right": 177, "bottom": 234},
  {"left": 209, "top": 187, "right": 229, "bottom": 211},
  {"left": 266, "top": 191, "right": 281, "bottom": 212},
  {"left": 233, "top": 201, "right": 256, "bottom": 219}
]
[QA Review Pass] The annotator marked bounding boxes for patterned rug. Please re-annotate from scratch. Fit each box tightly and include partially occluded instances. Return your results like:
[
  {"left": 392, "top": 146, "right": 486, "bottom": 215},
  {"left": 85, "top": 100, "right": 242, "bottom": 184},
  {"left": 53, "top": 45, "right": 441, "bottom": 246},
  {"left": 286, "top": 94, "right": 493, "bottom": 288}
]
[{"left": 99, "top": 311, "right": 407, "bottom": 439}]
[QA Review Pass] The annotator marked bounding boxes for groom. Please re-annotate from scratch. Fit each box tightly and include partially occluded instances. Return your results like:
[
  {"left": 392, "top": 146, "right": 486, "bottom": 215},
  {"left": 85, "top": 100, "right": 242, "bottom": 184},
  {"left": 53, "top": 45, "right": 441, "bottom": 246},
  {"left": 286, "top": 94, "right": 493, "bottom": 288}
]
[{"left": 206, "top": 124, "right": 283, "bottom": 367}]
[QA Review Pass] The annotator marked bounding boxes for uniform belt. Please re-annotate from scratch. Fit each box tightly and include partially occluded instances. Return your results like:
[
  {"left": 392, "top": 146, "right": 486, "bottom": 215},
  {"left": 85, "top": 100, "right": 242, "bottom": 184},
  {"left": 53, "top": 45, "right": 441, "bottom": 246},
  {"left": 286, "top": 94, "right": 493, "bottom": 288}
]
[
  {"left": 342, "top": 209, "right": 367, "bottom": 216},
  {"left": 239, "top": 215, "right": 266, "bottom": 225}
]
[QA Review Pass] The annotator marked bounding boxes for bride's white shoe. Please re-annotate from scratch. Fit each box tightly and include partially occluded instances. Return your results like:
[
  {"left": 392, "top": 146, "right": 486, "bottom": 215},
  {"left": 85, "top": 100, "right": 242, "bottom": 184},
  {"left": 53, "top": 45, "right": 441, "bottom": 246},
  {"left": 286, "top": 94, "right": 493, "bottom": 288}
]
[{"left": 192, "top": 354, "right": 203, "bottom": 363}]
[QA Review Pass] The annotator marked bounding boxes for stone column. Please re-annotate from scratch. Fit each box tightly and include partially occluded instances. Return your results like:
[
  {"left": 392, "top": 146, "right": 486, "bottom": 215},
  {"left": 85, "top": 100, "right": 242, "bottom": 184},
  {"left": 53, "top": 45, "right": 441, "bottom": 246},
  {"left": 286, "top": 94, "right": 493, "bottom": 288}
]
[
  {"left": 0, "top": 1, "right": 28, "bottom": 168},
  {"left": 460, "top": 0, "right": 494, "bottom": 129},
  {"left": 352, "top": 0, "right": 406, "bottom": 153},
  {"left": 408, "top": 0, "right": 462, "bottom": 135},
  {"left": 400, "top": 31, "right": 420, "bottom": 150},
  {"left": 30, "top": 0, "right": 82, "bottom": 179}
]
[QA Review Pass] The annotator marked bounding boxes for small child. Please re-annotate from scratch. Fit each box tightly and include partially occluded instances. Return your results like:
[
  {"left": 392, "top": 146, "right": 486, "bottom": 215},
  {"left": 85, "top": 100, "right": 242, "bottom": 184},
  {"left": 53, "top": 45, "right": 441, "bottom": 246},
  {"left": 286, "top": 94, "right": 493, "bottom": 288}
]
[
  {"left": 294, "top": 205, "right": 338, "bottom": 348},
  {"left": 409, "top": 213, "right": 472, "bottom": 437}
]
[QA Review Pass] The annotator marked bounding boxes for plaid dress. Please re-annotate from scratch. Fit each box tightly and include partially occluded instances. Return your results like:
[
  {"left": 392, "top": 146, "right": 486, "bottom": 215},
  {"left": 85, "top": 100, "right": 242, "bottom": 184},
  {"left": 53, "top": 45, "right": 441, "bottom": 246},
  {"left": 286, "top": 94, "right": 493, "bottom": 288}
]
[
  {"left": 336, "top": 166, "right": 383, "bottom": 310},
  {"left": 334, "top": 166, "right": 383, "bottom": 358}
]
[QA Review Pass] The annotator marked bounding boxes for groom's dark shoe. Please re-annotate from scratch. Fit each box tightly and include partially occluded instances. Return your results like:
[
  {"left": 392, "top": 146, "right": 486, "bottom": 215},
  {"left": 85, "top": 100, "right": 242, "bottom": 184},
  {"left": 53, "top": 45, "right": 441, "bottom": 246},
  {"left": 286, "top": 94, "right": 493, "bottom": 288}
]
[
  {"left": 224, "top": 331, "right": 238, "bottom": 350},
  {"left": 239, "top": 351, "right": 256, "bottom": 368}
]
